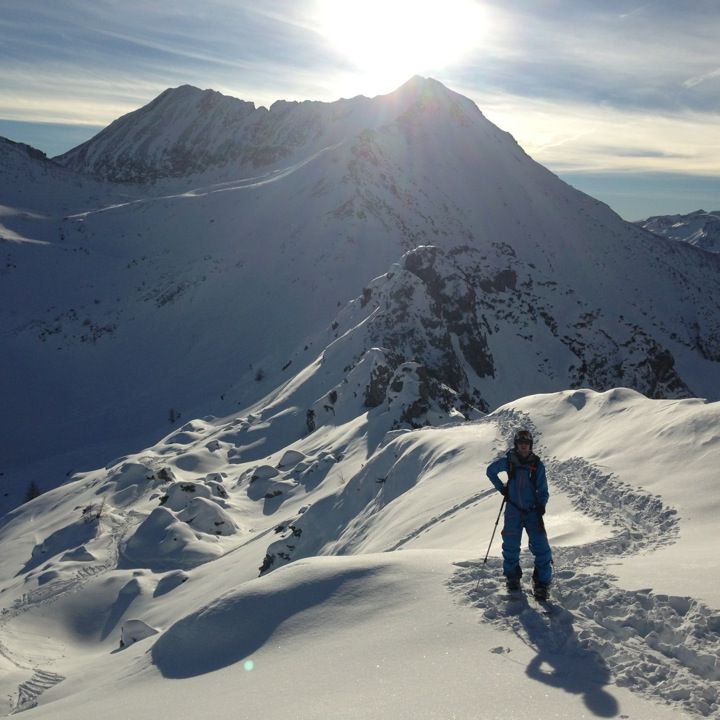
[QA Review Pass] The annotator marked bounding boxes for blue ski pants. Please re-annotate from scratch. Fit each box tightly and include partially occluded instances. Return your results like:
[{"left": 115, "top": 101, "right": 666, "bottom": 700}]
[{"left": 501, "top": 504, "right": 553, "bottom": 584}]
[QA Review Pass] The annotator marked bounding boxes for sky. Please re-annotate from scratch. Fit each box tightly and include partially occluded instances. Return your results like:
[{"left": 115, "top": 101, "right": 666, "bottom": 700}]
[{"left": 0, "top": 0, "right": 718, "bottom": 220}]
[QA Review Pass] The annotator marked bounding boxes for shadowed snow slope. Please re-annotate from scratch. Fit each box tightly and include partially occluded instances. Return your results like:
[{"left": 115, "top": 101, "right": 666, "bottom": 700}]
[
  {"left": 0, "top": 387, "right": 717, "bottom": 718},
  {"left": 2, "top": 78, "right": 720, "bottom": 516}
]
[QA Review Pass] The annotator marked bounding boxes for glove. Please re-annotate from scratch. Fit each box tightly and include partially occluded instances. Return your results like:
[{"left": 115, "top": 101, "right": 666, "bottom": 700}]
[
  {"left": 537, "top": 504, "right": 546, "bottom": 517},
  {"left": 500, "top": 484, "right": 508, "bottom": 498}
]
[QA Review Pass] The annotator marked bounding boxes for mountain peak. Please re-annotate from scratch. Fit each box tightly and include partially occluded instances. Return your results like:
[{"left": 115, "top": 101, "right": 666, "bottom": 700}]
[
  {"left": 380, "top": 75, "right": 484, "bottom": 127},
  {"left": 153, "top": 84, "right": 254, "bottom": 109},
  {"left": 53, "top": 84, "right": 259, "bottom": 181},
  {"left": 396, "top": 75, "right": 446, "bottom": 92},
  {"left": 388, "top": 75, "right": 466, "bottom": 103}
]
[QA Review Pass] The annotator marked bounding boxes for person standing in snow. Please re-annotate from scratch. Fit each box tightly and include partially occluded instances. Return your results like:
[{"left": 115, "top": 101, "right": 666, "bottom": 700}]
[{"left": 486, "top": 429, "right": 553, "bottom": 599}]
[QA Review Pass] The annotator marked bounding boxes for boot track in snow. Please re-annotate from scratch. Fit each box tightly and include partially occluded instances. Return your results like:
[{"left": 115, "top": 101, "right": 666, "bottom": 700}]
[{"left": 450, "top": 409, "right": 720, "bottom": 719}]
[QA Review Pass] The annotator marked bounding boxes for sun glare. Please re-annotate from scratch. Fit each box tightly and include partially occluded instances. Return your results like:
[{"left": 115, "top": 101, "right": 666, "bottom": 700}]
[{"left": 314, "top": 0, "right": 486, "bottom": 95}]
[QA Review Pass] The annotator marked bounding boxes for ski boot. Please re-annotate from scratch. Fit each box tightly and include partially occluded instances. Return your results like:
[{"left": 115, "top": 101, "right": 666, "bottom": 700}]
[
  {"left": 533, "top": 582, "right": 550, "bottom": 601},
  {"left": 505, "top": 569, "right": 522, "bottom": 593},
  {"left": 532, "top": 569, "right": 550, "bottom": 601}
]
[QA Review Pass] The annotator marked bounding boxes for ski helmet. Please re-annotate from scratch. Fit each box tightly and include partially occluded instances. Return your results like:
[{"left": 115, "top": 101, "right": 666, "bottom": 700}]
[{"left": 514, "top": 429, "right": 533, "bottom": 449}]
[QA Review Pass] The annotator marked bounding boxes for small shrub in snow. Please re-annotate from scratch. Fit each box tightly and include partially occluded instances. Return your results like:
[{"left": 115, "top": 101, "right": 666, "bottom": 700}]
[
  {"left": 81, "top": 499, "right": 106, "bottom": 522},
  {"left": 25, "top": 481, "right": 42, "bottom": 502},
  {"left": 157, "top": 467, "right": 176, "bottom": 483},
  {"left": 259, "top": 553, "right": 275, "bottom": 574},
  {"left": 206, "top": 481, "right": 228, "bottom": 499}
]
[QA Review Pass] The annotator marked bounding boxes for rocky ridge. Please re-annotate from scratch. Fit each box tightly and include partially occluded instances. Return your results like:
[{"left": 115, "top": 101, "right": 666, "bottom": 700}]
[{"left": 637, "top": 209, "right": 720, "bottom": 253}]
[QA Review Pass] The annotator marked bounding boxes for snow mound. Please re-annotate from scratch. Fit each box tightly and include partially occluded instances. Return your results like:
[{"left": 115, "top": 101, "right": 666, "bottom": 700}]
[
  {"left": 99, "top": 461, "right": 170, "bottom": 507},
  {"left": 159, "top": 480, "right": 228, "bottom": 512},
  {"left": 120, "top": 506, "right": 225, "bottom": 571},
  {"left": 277, "top": 449, "right": 305, "bottom": 468},
  {"left": 250, "top": 465, "right": 279, "bottom": 481},
  {"left": 21, "top": 519, "right": 100, "bottom": 574},
  {"left": 177, "top": 497, "right": 237, "bottom": 536},
  {"left": 120, "top": 619, "right": 159, "bottom": 648},
  {"left": 153, "top": 570, "right": 189, "bottom": 597},
  {"left": 60, "top": 545, "right": 96, "bottom": 562},
  {"left": 151, "top": 555, "right": 394, "bottom": 678}
]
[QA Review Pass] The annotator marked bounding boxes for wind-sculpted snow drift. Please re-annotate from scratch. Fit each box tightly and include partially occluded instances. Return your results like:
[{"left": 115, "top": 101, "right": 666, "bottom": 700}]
[{"left": 0, "top": 386, "right": 718, "bottom": 718}]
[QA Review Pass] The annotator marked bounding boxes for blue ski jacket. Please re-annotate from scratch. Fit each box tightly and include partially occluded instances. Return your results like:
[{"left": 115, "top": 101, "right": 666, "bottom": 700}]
[{"left": 486, "top": 450, "right": 549, "bottom": 511}]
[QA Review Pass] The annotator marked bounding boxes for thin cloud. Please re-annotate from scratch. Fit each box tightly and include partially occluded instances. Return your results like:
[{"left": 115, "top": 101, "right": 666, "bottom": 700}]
[
  {"left": 90, "top": 28, "right": 259, "bottom": 72},
  {"left": 618, "top": 5, "right": 651, "bottom": 20},
  {"left": 1, "top": 0, "right": 719, "bottom": 181},
  {"left": 592, "top": 147, "right": 695, "bottom": 160},
  {"left": 473, "top": 91, "right": 720, "bottom": 175},
  {"left": 683, "top": 67, "right": 720, "bottom": 88}
]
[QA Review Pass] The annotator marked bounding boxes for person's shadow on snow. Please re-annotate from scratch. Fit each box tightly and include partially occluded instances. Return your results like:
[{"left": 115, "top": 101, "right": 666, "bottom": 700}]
[{"left": 519, "top": 602, "right": 619, "bottom": 718}]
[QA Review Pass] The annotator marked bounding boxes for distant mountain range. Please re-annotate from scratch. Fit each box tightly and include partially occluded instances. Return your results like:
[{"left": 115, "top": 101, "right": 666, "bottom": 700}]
[
  {"left": 636, "top": 209, "right": 720, "bottom": 253},
  {"left": 2, "top": 77, "right": 720, "bottom": 514}
]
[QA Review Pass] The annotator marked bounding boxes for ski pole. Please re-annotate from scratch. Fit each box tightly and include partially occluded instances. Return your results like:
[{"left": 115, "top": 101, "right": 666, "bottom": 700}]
[
  {"left": 483, "top": 495, "right": 506, "bottom": 564},
  {"left": 475, "top": 495, "right": 505, "bottom": 592}
]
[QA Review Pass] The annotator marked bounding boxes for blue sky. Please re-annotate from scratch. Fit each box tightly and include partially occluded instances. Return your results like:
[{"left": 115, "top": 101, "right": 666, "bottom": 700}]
[{"left": 1, "top": 0, "right": 718, "bottom": 220}]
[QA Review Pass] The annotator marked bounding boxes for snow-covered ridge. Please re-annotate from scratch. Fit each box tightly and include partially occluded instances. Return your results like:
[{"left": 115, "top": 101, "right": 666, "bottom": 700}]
[
  {"left": 5, "top": 74, "right": 720, "bottom": 719},
  {"left": 0, "top": 388, "right": 718, "bottom": 718},
  {"left": 54, "top": 85, "right": 258, "bottom": 182},
  {"left": 636, "top": 209, "right": 720, "bottom": 253},
  {"left": 3, "top": 76, "right": 720, "bottom": 519},
  {"left": 52, "top": 76, "right": 486, "bottom": 184}
]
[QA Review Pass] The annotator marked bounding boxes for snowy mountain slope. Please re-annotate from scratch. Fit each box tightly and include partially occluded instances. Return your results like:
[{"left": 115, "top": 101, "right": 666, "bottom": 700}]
[
  {"left": 2, "top": 77, "right": 720, "bottom": 518},
  {"left": 0, "top": 136, "right": 140, "bottom": 244},
  {"left": 309, "top": 243, "right": 711, "bottom": 412},
  {"left": 54, "top": 85, "right": 258, "bottom": 182},
  {"left": 0, "top": 388, "right": 717, "bottom": 718},
  {"left": 52, "top": 77, "right": 453, "bottom": 184},
  {"left": 637, "top": 209, "right": 720, "bottom": 253}
]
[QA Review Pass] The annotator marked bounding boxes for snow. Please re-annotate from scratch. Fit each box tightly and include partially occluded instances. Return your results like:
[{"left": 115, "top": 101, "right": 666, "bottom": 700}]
[
  {"left": 0, "top": 389, "right": 718, "bottom": 718},
  {"left": 2, "top": 77, "right": 720, "bottom": 720},
  {"left": 2, "top": 77, "right": 720, "bottom": 519},
  {"left": 638, "top": 209, "right": 720, "bottom": 253}
]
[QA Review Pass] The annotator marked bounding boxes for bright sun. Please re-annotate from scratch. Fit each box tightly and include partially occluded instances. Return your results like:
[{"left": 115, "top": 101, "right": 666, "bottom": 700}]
[{"left": 314, "top": 0, "right": 486, "bottom": 94}]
